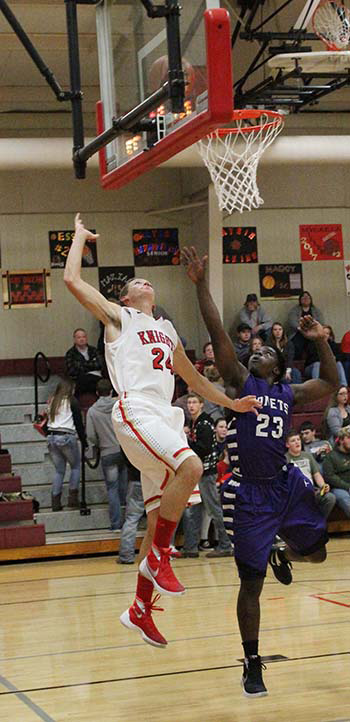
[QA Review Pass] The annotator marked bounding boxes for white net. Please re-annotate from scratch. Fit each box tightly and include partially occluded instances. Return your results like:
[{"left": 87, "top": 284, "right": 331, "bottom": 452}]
[
  {"left": 312, "top": 0, "right": 350, "bottom": 50},
  {"left": 197, "top": 111, "right": 284, "bottom": 215}
]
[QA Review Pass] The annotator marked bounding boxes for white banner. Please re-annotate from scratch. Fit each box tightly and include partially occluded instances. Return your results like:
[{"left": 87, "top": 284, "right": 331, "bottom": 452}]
[{"left": 344, "top": 261, "right": 350, "bottom": 296}]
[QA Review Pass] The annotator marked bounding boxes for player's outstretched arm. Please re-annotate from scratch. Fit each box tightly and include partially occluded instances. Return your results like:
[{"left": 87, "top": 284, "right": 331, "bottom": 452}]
[
  {"left": 64, "top": 213, "right": 121, "bottom": 327},
  {"left": 173, "top": 341, "right": 261, "bottom": 415},
  {"left": 292, "top": 316, "right": 338, "bottom": 406},
  {"left": 181, "top": 246, "right": 248, "bottom": 388}
]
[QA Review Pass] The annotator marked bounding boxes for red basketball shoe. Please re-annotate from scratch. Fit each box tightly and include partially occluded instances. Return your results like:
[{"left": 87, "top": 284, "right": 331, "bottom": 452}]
[
  {"left": 120, "top": 595, "right": 167, "bottom": 648},
  {"left": 139, "top": 544, "right": 186, "bottom": 596}
]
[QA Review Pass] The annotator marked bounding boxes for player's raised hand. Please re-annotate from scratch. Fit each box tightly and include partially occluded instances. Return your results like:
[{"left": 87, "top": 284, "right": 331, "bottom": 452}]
[
  {"left": 298, "top": 315, "right": 325, "bottom": 341},
  {"left": 181, "top": 246, "right": 208, "bottom": 283},
  {"left": 231, "top": 395, "right": 262, "bottom": 415},
  {"left": 74, "top": 213, "right": 99, "bottom": 243}
]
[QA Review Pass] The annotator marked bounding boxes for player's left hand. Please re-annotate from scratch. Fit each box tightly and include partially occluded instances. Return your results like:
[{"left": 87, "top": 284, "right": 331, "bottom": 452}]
[
  {"left": 298, "top": 315, "right": 325, "bottom": 341},
  {"left": 230, "top": 395, "right": 262, "bottom": 415}
]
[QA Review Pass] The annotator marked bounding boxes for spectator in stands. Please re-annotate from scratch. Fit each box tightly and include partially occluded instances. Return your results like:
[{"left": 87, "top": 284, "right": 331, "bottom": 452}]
[
  {"left": 65, "top": 328, "right": 103, "bottom": 397},
  {"left": 323, "top": 385, "right": 350, "bottom": 444},
  {"left": 299, "top": 420, "right": 332, "bottom": 471},
  {"left": 181, "top": 393, "right": 233, "bottom": 558},
  {"left": 202, "top": 364, "right": 225, "bottom": 422},
  {"left": 238, "top": 293, "right": 272, "bottom": 341},
  {"left": 117, "top": 451, "right": 145, "bottom": 564},
  {"left": 266, "top": 322, "right": 302, "bottom": 383},
  {"left": 304, "top": 325, "right": 347, "bottom": 387},
  {"left": 86, "top": 379, "right": 126, "bottom": 531},
  {"left": 215, "top": 417, "right": 228, "bottom": 455},
  {"left": 195, "top": 342, "right": 215, "bottom": 374},
  {"left": 340, "top": 330, "right": 350, "bottom": 385},
  {"left": 288, "top": 291, "right": 324, "bottom": 359},
  {"left": 233, "top": 323, "right": 252, "bottom": 365},
  {"left": 285, "top": 430, "right": 336, "bottom": 519},
  {"left": 47, "top": 377, "right": 86, "bottom": 511},
  {"left": 323, "top": 426, "right": 350, "bottom": 518}
]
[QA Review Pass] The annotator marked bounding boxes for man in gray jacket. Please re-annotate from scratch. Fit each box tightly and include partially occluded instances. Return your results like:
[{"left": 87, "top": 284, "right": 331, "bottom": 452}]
[
  {"left": 86, "top": 379, "right": 126, "bottom": 530},
  {"left": 238, "top": 293, "right": 272, "bottom": 341}
]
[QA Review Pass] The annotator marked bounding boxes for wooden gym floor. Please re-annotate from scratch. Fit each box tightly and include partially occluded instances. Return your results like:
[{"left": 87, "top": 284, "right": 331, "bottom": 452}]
[{"left": 0, "top": 537, "right": 349, "bottom": 722}]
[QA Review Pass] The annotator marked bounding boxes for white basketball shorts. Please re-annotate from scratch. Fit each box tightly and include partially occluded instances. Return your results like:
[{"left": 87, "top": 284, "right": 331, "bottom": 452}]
[{"left": 112, "top": 392, "right": 197, "bottom": 512}]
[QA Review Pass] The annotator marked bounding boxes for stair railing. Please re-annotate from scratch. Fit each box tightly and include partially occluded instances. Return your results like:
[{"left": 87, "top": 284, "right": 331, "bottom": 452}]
[{"left": 33, "top": 351, "right": 51, "bottom": 420}]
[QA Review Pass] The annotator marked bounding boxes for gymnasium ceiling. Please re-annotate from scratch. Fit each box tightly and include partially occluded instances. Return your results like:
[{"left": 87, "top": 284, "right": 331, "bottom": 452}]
[{"left": 0, "top": 0, "right": 350, "bottom": 169}]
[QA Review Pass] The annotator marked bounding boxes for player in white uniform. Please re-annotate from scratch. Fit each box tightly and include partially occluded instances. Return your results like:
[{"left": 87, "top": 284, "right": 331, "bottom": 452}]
[{"left": 64, "top": 214, "right": 261, "bottom": 648}]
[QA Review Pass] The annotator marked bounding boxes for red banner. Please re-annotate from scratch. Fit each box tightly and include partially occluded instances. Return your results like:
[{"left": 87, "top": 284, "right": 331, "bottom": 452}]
[{"left": 299, "top": 224, "right": 343, "bottom": 261}]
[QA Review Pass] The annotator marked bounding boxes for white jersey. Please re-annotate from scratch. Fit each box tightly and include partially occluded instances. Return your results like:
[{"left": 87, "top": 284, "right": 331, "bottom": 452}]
[{"left": 105, "top": 307, "right": 178, "bottom": 402}]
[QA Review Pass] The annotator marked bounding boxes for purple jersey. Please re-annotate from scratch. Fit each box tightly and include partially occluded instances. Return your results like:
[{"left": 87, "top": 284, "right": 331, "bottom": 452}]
[{"left": 226, "top": 373, "right": 294, "bottom": 479}]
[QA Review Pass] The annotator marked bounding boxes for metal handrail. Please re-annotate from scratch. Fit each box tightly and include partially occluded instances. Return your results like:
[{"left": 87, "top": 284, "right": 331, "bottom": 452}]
[{"left": 33, "top": 351, "right": 51, "bottom": 419}]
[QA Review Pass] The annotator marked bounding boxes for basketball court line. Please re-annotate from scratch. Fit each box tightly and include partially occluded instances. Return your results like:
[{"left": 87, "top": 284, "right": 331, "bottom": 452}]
[
  {"left": 0, "top": 674, "right": 55, "bottom": 721},
  {"left": 0, "top": 617, "right": 348, "bottom": 665},
  {"left": 1, "top": 575, "right": 350, "bottom": 607},
  {"left": 1, "top": 650, "right": 350, "bottom": 696}
]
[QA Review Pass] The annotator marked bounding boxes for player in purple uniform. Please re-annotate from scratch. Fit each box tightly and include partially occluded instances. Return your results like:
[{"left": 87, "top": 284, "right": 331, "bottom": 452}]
[{"left": 182, "top": 247, "right": 338, "bottom": 698}]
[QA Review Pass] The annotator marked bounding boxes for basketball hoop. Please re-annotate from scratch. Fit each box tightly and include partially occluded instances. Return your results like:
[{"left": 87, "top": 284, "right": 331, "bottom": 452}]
[
  {"left": 197, "top": 110, "right": 284, "bottom": 215},
  {"left": 312, "top": 0, "right": 350, "bottom": 50}
]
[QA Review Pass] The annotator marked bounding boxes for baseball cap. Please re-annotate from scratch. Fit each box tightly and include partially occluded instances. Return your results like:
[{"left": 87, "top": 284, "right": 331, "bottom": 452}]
[
  {"left": 237, "top": 323, "right": 251, "bottom": 333},
  {"left": 245, "top": 293, "right": 258, "bottom": 303}
]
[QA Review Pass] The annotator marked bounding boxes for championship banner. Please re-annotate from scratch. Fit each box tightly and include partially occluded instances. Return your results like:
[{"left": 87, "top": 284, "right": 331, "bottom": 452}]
[
  {"left": 98, "top": 266, "right": 135, "bottom": 300},
  {"left": 132, "top": 228, "right": 180, "bottom": 267},
  {"left": 344, "top": 261, "right": 350, "bottom": 297},
  {"left": 2, "top": 269, "right": 51, "bottom": 309},
  {"left": 299, "top": 224, "right": 343, "bottom": 261},
  {"left": 49, "top": 229, "right": 98, "bottom": 268},
  {"left": 223, "top": 226, "right": 258, "bottom": 264},
  {"left": 259, "top": 263, "right": 303, "bottom": 298}
]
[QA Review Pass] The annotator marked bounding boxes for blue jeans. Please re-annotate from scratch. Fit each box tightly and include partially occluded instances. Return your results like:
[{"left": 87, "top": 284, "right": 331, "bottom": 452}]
[
  {"left": 331, "top": 488, "right": 350, "bottom": 518},
  {"left": 119, "top": 481, "right": 144, "bottom": 562},
  {"left": 305, "top": 361, "right": 348, "bottom": 387},
  {"left": 183, "top": 473, "right": 232, "bottom": 553},
  {"left": 101, "top": 452, "right": 127, "bottom": 530},
  {"left": 47, "top": 434, "right": 81, "bottom": 496}
]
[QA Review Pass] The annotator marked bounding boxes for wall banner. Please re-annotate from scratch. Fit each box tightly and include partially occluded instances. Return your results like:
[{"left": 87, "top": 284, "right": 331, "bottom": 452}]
[
  {"left": 98, "top": 266, "right": 135, "bottom": 300},
  {"left": 2, "top": 269, "right": 51, "bottom": 309},
  {"left": 49, "top": 229, "right": 98, "bottom": 268},
  {"left": 259, "top": 263, "right": 303, "bottom": 298},
  {"left": 132, "top": 228, "right": 180, "bottom": 266},
  {"left": 222, "top": 226, "right": 258, "bottom": 264},
  {"left": 299, "top": 224, "right": 343, "bottom": 261}
]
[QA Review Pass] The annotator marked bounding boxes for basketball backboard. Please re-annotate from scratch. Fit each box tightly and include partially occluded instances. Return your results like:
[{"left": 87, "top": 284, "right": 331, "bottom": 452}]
[{"left": 95, "top": 1, "right": 233, "bottom": 190}]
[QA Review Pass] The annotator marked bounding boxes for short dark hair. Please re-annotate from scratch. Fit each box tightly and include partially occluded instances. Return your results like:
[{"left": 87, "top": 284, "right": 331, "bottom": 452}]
[
  {"left": 214, "top": 417, "right": 226, "bottom": 427},
  {"left": 299, "top": 420, "right": 316, "bottom": 432},
  {"left": 203, "top": 341, "right": 213, "bottom": 353},
  {"left": 237, "top": 323, "right": 251, "bottom": 334},
  {"left": 96, "top": 378, "right": 113, "bottom": 396},
  {"left": 245, "top": 293, "right": 258, "bottom": 303},
  {"left": 286, "top": 428, "right": 300, "bottom": 442},
  {"left": 73, "top": 327, "right": 86, "bottom": 336}
]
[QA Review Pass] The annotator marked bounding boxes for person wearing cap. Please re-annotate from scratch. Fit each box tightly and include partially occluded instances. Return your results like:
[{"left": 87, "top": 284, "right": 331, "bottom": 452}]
[
  {"left": 238, "top": 293, "right": 273, "bottom": 341},
  {"left": 233, "top": 323, "right": 252, "bottom": 365},
  {"left": 323, "top": 426, "right": 350, "bottom": 518}
]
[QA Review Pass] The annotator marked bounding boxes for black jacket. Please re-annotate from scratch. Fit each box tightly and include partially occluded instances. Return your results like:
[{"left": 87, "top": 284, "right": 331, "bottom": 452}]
[
  {"left": 65, "top": 344, "right": 103, "bottom": 380},
  {"left": 188, "top": 412, "right": 217, "bottom": 475}
]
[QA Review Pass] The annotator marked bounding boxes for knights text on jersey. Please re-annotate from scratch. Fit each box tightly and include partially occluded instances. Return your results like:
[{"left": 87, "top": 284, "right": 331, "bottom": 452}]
[
  {"left": 104, "top": 307, "right": 177, "bottom": 402},
  {"left": 226, "top": 374, "right": 294, "bottom": 479}
]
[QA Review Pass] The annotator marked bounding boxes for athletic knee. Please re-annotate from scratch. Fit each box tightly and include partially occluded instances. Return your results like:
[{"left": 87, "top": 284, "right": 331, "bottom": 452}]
[{"left": 179, "top": 455, "right": 203, "bottom": 483}]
